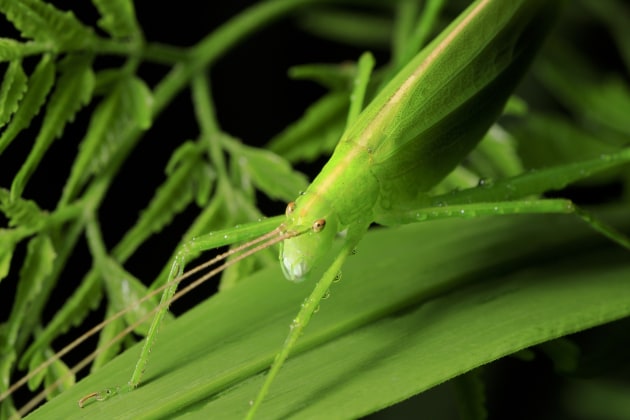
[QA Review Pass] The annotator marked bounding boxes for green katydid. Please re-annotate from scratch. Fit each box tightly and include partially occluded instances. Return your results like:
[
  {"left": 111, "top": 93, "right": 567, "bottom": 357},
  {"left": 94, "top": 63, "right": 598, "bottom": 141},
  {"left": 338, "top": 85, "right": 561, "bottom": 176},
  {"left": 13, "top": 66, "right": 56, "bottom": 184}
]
[{"left": 6, "top": 0, "right": 630, "bottom": 418}]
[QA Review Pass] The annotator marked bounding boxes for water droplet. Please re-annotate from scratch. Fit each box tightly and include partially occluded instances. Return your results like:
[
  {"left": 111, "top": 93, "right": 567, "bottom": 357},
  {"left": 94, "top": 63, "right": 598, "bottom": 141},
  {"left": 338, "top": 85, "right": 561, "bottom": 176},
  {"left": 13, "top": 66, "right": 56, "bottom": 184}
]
[
  {"left": 600, "top": 153, "right": 612, "bottom": 161},
  {"left": 459, "top": 209, "right": 465, "bottom": 215},
  {"left": 415, "top": 212, "right": 428, "bottom": 221},
  {"left": 322, "top": 289, "right": 331, "bottom": 300},
  {"left": 223, "top": 234, "right": 228, "bottom": 239},
  {"left": 314, "top": 305, "right": 320, "bottom": 314},
  {"left": 351, "top": 248, "right": 358, "bottom": 256},
  {"left": 334, "top": 271, "right": 342, "bottom": 283}
]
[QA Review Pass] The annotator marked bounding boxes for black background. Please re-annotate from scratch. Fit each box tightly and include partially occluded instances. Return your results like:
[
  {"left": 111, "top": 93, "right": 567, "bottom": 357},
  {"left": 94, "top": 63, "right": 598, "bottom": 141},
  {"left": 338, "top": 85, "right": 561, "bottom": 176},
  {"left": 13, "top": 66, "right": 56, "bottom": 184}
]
[{"left": 1, "top": 2, "right": 628, "bottom": 419}]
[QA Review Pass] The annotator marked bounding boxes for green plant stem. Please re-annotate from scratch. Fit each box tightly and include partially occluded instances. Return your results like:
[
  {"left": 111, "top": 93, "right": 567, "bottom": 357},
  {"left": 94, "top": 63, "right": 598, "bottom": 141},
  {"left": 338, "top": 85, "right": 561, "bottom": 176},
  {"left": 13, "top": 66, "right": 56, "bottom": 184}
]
[
  {"left": 191, "top": 75, "right": 228, "bottom": 184},
  {"left": 23, "top": 0, "right": 332, "bottom": 358}
]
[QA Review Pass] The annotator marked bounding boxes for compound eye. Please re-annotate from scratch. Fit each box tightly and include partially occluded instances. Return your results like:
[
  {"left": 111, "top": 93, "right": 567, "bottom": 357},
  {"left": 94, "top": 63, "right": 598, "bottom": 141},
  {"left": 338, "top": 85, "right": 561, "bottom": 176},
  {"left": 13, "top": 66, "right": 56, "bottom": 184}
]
[
  {"left": 312, "top": 219, "right": 326, "bottom": 232},
  {"left": 285, "top": 202, "right": 296, "bottom": 216}
]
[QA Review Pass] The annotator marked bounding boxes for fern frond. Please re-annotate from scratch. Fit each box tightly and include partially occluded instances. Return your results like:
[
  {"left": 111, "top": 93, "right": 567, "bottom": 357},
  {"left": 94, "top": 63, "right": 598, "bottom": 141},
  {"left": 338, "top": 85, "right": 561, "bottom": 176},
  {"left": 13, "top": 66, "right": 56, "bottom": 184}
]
[
  {"left": 91, "top": 0, "right": 141, "bottom": 40},
  {"left": 0, "top": 38, "right": 25, "bottom": 62},
  {"left": 0, "top": 55, "right": 55, "bottom": 155},
  {"left": 10, "top": 54, "right": 94, "bottom": 199},
  {"left": 61, "top": 74, "right": 151, "bottom": 203},
  {"left": 0, "top": 60, "right": 27, "bottom": 128},
  {"left": 0, "top": 0, "right": 96, "bottom": 50}
]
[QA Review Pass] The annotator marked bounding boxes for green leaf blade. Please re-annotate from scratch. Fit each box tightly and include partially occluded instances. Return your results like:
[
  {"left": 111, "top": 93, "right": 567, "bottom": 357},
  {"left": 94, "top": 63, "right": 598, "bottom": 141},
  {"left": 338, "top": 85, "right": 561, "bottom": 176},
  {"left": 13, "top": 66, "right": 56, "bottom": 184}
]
[
  {"left": 112, "top": 142, "right": 213, "bottom": 262},
  {"left": 91, "top": 0, "right": 141, "bottom": 40},
  {"left": 0, "top": 54, "right": 55, "bottom": 155},
  {"left": 0, "top": 38, "right": 25, "bottom": 62},
  {"left": 0, "top": 0, "right": 96, "bottom": 50},
  {"left": 60, "top": 74, "right": 151, "bottom": 203},
  {"left": 11, "top": 54, "right": 94, "bottom": 199},
  {"left": 25, "top": 213, "right": 630, "bottom": 419},
  {"left": 266, "top": 92, "right": 348, "bottom": 163},
  {"left": 0, "top": 60, "right": 28, "bottom": 128},
  {"left": 237, "top": 144, "right": 309, "bottom": 202}
]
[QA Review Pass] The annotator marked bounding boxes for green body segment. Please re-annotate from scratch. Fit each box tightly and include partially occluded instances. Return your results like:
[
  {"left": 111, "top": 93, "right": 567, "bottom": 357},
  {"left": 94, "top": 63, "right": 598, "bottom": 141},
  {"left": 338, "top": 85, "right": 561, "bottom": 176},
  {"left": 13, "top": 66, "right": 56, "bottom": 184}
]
[{"left": 280, "top": 0, "right": 561, "bottom": 282}]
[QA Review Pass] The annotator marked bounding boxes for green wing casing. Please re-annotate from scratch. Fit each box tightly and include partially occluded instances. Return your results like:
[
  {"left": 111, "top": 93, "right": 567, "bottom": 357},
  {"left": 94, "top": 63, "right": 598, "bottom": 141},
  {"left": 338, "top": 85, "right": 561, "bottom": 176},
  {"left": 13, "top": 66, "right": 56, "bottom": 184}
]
[
  {"left": 338, "top": 0, "right": 563, "bottom": 217},
  {"left": 282, "top": 0, "right": 562, "bottom": 280}
]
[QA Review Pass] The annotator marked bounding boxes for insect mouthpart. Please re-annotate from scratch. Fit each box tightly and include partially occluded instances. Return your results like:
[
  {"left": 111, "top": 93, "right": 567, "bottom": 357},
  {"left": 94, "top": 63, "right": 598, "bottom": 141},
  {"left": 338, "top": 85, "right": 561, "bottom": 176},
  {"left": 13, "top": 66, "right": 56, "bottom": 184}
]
[{"left": 281, "top": 256, "right": 308, "bottom": 282}]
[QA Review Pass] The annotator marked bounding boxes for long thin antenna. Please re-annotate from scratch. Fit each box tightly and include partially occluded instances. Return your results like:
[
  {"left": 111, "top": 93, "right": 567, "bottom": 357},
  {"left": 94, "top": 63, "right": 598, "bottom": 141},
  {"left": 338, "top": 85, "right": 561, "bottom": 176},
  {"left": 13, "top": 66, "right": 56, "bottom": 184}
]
[{"left": 6, "top": 225, "right": 299, "bottom": 416}]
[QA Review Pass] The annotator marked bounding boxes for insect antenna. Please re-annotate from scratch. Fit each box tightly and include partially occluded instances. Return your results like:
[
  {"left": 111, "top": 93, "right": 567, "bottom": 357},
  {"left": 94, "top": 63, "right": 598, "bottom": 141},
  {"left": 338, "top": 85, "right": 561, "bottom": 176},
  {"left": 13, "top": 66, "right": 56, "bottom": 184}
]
[{"left": 5, "top": 224, "right": 299, "bottom": 416}]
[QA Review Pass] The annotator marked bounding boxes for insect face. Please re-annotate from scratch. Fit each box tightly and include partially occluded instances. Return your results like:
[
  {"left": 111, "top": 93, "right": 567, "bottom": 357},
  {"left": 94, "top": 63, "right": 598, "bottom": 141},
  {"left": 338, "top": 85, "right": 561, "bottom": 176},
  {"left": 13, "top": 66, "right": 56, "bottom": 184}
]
[{"left": 279, "top": 201, "right": 338, "bottom": 282}]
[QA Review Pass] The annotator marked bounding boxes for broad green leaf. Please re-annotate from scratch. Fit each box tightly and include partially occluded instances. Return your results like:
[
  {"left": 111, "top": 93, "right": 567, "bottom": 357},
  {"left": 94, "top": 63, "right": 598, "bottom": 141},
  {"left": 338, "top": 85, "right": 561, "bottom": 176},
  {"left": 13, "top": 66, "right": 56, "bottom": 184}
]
[
  {"left": 0, "top": 54, "right": 55, "bottom": 155},
  {"left": 112, "top": 141, "right": 214, "bottom": 262},
  {"left": 298, "top": 8, "right": 393, "bottom": 48},
  {"left": 11, "top": 54, "right": 94, "bottom": 199},
  {"left": 0, "top": 230, "right": 15, "bottom": 281},
  {"left": 0, "top": 337, "right": 17, "bottom": 416},
  {"left": 26, "top": 348, "right": 74, "bottom": 397},
  {"left": 20, "top": 271, "right": 102, "bottom": 370},
  {"left": 124, "top": 76, "right": 152, "bottom": 129},
  {"left": 503, "top": 96, "right": 528, "bottom": 116},
  {"left": 0, "top": 187, "right": 45, "bottom": 229},
  {"left": 0, "top": 60, "right": 27, "bottom": 128},
  {"left": 537, "top": 338, "right": 580, "bottom": 374},
  {"left": 24, "top": 213, "right": 630, "bottom": 419},
  {"left": 91, "top": 0, "right": 141, "bottom": 40},
  {"left": 513, "top": 113, "right": 628, "bottom": 177},
  {"left": 1, "top": 235, "right": 55, "bottom": 393},
  {"left": 466, "top": 125, "right": 523, "bottom": 179},
  {"left": 14, "top": 234, "right": 55, "bottom": 321},
  {"left": 99, "top": 257, "right": 164, "bottom": 338},
  {"left": 86, "top": 254, "right": 171, "bottom": 370},
  {"left": 43, "top": 356, "right": 74, "bottom": 399},
  {"left": 0, "top": 0, "right": 96, "bottom": 50},
  {"left": 389, "top": 0, "right": 446, "bottom": 75},
  {"left": 536, "top": 42, "right": 630, "bottom": 136},
  {"left": 61, "top": 74, "right": 151, "bottom": 203},
  {"left": 266, "top": 92, "right": 348, "bottom": 163},
  {"left": 226, "top": 140, "right": 309, "bottom": 202},
  {"left": 288, "top": 63, "right": 356, "bottom": 91},
  {"left": 91, "top": 313, "right": 126, "bottom": 372},
  {"left": 0, "top": 38, "right": 23, "bottom": 62},
  {"left": 166, "top": 141, "right": 213, "bottom": 206},
  {"left": 27, "top": 351, "right": 48, "bottom": 392}
]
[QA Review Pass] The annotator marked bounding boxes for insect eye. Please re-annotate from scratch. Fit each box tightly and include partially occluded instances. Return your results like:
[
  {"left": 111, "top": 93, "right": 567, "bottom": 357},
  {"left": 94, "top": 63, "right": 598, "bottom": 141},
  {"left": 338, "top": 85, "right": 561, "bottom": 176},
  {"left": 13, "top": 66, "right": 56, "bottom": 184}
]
[
  {"left": 285, "top": 202, "right": 296, "bottom": 216},
  {"left": 312, "top": 219, "right": 326, "bottom": 232}
]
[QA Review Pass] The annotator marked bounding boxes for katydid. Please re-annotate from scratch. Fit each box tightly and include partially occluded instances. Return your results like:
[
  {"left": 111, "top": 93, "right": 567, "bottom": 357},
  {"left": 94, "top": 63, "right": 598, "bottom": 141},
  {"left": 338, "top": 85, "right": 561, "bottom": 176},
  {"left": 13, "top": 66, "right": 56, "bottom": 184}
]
[{"left": 6, "top": 0, "right": 630, "bottom": 418}]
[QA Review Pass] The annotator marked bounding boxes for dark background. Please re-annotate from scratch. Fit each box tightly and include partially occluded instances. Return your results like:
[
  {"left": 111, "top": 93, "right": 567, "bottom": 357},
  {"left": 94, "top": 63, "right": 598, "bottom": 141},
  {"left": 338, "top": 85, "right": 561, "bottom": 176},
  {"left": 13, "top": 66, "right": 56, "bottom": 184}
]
[{"left": 1, "top": 1, "right": 628, "bottom": 419}]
